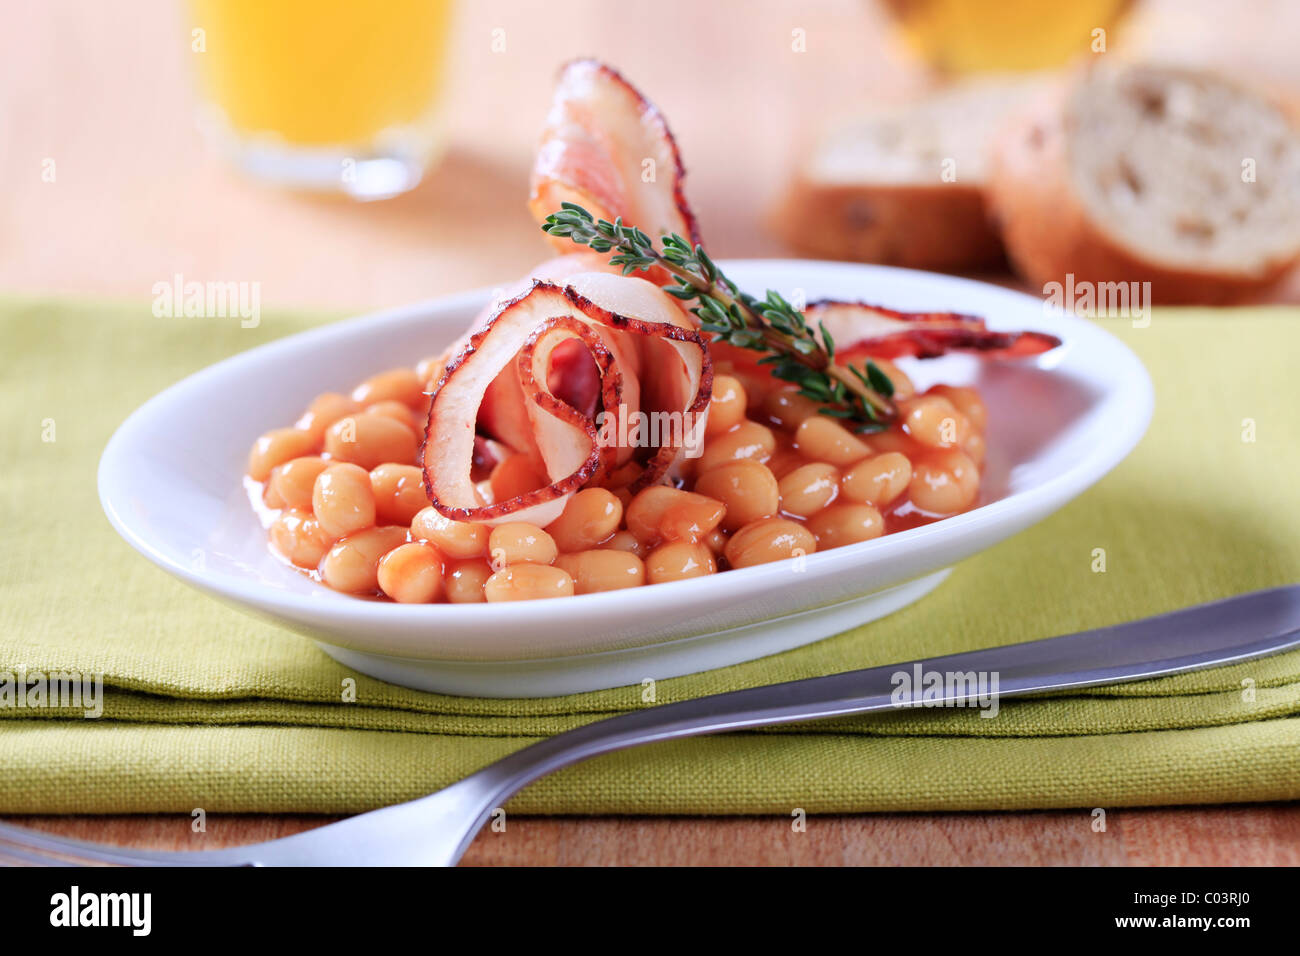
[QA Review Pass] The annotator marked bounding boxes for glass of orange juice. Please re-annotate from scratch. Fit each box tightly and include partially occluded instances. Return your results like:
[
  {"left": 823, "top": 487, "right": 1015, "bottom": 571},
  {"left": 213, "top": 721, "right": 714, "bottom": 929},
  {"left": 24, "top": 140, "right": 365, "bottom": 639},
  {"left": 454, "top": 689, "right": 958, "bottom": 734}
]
[{"left": 187, "top": 0, "right": 454, "bottom": 200}]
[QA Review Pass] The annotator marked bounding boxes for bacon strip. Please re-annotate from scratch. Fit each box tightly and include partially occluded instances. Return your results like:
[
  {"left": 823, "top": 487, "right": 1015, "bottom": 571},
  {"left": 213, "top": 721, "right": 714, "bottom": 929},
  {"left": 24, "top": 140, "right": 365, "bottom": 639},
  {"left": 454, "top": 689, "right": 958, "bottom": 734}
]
[
  {"left": 529, "top": 59, "right": 702, "bottom": 250},
  {"left": 805, "top": 300, "right": 1061, "bottom": 362},
  {"left": 422, "top": 273, "right": 711, "bottom": 526}
]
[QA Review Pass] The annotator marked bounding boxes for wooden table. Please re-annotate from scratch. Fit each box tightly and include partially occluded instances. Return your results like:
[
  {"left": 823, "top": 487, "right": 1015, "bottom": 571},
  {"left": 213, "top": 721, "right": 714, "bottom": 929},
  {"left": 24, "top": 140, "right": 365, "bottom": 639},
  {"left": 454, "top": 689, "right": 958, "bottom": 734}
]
[{"left": 3, "top": 0, "right": 1296, "bottom": 865}]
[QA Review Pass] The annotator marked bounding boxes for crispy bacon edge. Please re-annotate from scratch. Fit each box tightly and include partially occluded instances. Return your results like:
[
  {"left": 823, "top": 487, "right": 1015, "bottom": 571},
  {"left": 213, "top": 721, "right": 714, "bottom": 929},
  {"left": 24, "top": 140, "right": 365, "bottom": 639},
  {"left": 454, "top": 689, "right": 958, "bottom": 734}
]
[
  {"left": 529, "top": 59, "right": 702, "bottom": 251},
  {"left": 421, "top": 279, "right": 712, "bottom": 525},
  {"left": 804, "top": 300, "right": 1062, "bottom": 362}
]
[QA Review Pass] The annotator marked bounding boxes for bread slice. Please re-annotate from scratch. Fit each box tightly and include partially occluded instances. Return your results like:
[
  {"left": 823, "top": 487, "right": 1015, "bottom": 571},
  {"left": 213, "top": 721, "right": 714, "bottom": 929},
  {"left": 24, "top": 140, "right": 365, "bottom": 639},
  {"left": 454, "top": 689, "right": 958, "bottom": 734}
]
[
  {"left": 772, "top": 78, "right": 1042, "bottom": 270},
  {"left": 989, "top": 63, "right": 1300, "bottom": 304}
]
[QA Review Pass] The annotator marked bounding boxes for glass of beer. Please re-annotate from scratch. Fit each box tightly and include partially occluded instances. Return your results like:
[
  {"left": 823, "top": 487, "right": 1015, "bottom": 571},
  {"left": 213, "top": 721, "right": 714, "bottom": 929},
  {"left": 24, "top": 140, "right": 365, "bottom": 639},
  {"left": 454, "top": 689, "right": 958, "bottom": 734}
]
[
  {"left": 187, "top": 0, "right": 454, "bottom": 200},
  {"left": 880, "top": 0, "right": 1133, "bottom": 73}
]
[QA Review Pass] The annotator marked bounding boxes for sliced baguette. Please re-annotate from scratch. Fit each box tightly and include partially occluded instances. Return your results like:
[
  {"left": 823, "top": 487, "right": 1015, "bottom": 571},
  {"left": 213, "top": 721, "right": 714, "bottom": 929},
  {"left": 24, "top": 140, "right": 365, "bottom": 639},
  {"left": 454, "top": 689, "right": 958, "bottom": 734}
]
[
  {"left": 989, "top": 63, "right": 1300, "bottom": 304},
  {"left": 773, "top": 78, "right": 1042, "bottom": 270}
]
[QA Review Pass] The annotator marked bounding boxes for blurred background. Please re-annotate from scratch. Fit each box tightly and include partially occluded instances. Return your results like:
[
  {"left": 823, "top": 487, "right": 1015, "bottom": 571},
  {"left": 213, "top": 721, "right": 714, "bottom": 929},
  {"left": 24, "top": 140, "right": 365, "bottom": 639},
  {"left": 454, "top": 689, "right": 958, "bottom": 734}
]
[{"left": 4, "top": 0, "right": 1299, "bottom": 314}]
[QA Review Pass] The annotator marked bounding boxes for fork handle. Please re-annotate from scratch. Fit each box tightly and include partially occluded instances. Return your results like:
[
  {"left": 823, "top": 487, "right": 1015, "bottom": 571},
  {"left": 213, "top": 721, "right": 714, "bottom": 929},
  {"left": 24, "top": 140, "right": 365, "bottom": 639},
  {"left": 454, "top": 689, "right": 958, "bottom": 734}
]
[{"left": 451, "top": 585, "right": 1300, "bottom": 848}]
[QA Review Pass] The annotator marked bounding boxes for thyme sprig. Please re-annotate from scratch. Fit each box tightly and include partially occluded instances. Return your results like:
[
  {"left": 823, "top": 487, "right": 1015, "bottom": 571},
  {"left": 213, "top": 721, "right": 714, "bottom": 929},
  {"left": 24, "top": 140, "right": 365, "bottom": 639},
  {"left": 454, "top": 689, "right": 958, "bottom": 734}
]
[{"left": 541, "top": 203, "right": 896, "bottom": 431}]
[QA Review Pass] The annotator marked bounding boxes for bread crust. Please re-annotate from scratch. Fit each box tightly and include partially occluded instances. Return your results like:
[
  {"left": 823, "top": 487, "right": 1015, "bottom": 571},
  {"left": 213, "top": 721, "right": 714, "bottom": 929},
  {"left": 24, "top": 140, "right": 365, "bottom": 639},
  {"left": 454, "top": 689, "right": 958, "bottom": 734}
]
[
  {"left": 988, "top": 82, "right": 1299, "bottom": 305},
  {"left": 773, "top": 178, "right": 1005, "bottom": 271}
]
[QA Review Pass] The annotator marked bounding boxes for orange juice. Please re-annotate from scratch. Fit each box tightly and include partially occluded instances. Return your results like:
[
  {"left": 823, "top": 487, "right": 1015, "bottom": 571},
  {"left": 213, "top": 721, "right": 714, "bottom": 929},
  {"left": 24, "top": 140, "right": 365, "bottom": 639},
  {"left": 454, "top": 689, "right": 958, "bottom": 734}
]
[
  {"left": 881, "top": 0, "right": 1132, "bottom": 72},
  {"left": 189, "top": 0, "right": 453, "bottom": 147}
]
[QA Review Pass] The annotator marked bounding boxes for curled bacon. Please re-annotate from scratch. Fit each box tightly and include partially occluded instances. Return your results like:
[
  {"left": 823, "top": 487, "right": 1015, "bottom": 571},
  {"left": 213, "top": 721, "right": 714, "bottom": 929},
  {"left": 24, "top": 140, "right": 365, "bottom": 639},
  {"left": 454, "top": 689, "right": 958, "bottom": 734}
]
[
  {"left": 529, "top": 59, "right": 702, "bottom": 251},
  {"left": 422, "top": 272, "right": 711, "bottom": 526},
  {"left": 804, "top": 300, "right": 1061, "bottom": 363},
  {"left": 421, "top": 60, "right": 1060, "bottom": 531}
]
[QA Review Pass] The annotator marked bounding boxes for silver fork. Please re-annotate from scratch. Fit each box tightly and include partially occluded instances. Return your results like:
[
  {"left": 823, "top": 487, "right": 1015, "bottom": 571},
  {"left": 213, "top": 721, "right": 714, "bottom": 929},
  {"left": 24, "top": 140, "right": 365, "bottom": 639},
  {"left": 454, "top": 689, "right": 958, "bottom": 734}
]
[{"left": 3, "top": 585, "right": 1297, "bottom": 866}]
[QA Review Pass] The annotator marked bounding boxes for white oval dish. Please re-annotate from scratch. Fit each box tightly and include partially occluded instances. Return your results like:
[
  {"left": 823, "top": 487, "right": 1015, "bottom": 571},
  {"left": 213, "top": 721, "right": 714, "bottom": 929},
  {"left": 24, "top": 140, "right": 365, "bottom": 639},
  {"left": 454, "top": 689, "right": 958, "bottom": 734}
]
[{"left": 99, "top": 261, "right": 1152, "bottom": 696}]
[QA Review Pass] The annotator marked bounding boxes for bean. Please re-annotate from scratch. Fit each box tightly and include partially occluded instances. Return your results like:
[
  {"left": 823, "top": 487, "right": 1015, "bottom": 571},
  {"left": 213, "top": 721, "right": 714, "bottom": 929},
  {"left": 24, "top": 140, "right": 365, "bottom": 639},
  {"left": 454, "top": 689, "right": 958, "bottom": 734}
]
[
  {"left": 696, "top": 421, "right": 776, "bottom": 474},
  {"left": 645, "top": 541, "right": 717, "bottom": 583},
  {"left": 269, "top": 510, "right": 335, "bottom": 569},
  {"left": 263, "top": 481, "right": 286, "bottom": 509},
  {"left": 807, "top": 505, "right": 884, "bottom": 549},
  {"left": 603, "top": 530, "right": 647, "bottom": 557},
  {"left": 411, "top": 507, "right": 490, "bottom": 558},
  {"left": 730, "top": 371, "right": 769, "bottom": 415},
  {"left": 444, "top": 558, "right": 492, "bottom": 603},
  {"left": 296, "top": 393, "right": 361, "bottom": 441},
  {"left": 415, "top": 354, "right": 447, "bottom": 389},
  {"left": 545, "top": 488, "right": 622, "bottom": 552},
  {"left": 841, "top": 453, "right": 912, "bottom": 508},
  {"left": 352, "top": 367, "right": 425, "bottom": 409},
  {"left": 724, "top": 518, "right": 817, "bottom": 569},
  {"left": 488, "top": 522, "right": 557, "bottom": 568},
  {"left": 764, "top": 385, "right": 821, "bottom": 430},
  {"left": 660, "top": 498, "right": 728, "bottom": 543},
  {"left": 365, "top": 400, "right": 422, "bottom": 434},
  {"left": 370, "top": 464, "right": 428, "bottom": 525},
  {"left": 929, "top": 385, "right": 987, "bottom": 432},
  {"left": 868, "top": 427, "right": 925, "bottom": 458},
  {"left": 908, "top": 450, "right": 980, "bottom": 515},
  {"left": 248, "top": 428, "right": 318, "bottom": 482},
  {"left": 705, "top": 375, "right": 748, "bottom": 436},
  {"left": 319, "top": 526, "right": 408, "bottom": 594},
  {"left": 694, "top": 459, "right": 779, "bottom": 531},
  {"left": 324, "top": 413, "right": 419, "bottom": 470},
  {"left": 484, "top": 564, "right": 575, "bottom": 602},
  {"left": 870, "top": 358, "right": 915, "bottom": 400},
  {"left": 900, "top": 395, "right": 970, "bottom": 450},
  {"left": 312, "top": 463, "right": 376, "bottom": 538},
  {"left": 777, "top": 462, "right": 840, "bottom": 517},
  {"left": 703, "top": 528, "right": 729, "bottom": 555},
  {"left": 554, "top": 550, "right": 646, "bottom": 594},
  {"left": 764, "top": 448, "right": 805, "bottom": 480},
  {"left": 626, "top": 485, "right": 725, "bottom": 545},
  {"left": 793, "top": 415, "right": 872, "bottom": 467},
  {"left": 269, "top": 456, "right": 330, "bottom": 511},
  {"left": 377, "top": 542, "right": 444, "bottom": 604},
  {"left": 962, "top": 430, "right": 986, "bottom": 467},
  {"left": 489, "top": 453, "right": 549, "bottom": 504}
]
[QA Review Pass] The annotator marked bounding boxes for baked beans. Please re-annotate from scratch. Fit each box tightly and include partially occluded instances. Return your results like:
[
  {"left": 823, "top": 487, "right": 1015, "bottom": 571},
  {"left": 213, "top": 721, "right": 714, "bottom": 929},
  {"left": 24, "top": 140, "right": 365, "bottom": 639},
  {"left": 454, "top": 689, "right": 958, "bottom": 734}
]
[
  {"left": 488, "top": 522, "right": 558, "bottom": 568},
  {"left": 694, "top": 459, "right": 779, "bottom": 530},
  {"left": 410, "top": 507, "right": 489, "bottom": 559},
  {"left": 807, "top": 504, "right": 884, "bottom": 549},
  {"left": 377, "top": 542, "right": 445, "bottom": 604},
  {"left": 319, "top": 526, "right": 408, "bottom": 594},
  {"left": 724, "top": 518, "right": 817, "bottom": 569},
  {"left": 545, "top": 488, "right": 622, "bottom": 552},
  {"left": 483, "top": 564, "right": 575, "bottom": 602},
  {"left": 370, "top": 464, "right": 428, "bottom": 525},
  {"left": 312, "top": 463, "right": 376, "bottom": 538},
  {"left": 324, "top": 412, "right": 420, "bottom": 470},
  {"left": 645, "top": 541, "right": 717, "bottom": 583},
  {"left": 251, "top": 358, "right": 989, "bottom": 600},
  {"left": 705, "top": 375, "right": 748, "bottom": 436},
  {"left": 792, "top": 415, "right": 872, "bottom": 467},
  {"left": 841, "top": 453, "right": 912, "bottom": 509},
  {"left": 777, "top": 462, "right": 839, "bottom": 518},
  {"left": 555, "top": 549, "right": 646, "bottom": 594}
]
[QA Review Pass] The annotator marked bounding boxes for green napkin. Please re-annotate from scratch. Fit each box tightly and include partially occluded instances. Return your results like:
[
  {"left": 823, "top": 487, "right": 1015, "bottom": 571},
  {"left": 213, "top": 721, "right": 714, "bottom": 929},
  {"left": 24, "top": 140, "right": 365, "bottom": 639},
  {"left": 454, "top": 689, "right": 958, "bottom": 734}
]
[{"left": 1, "top": 295, "right": 1298, "bottom": 814}]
